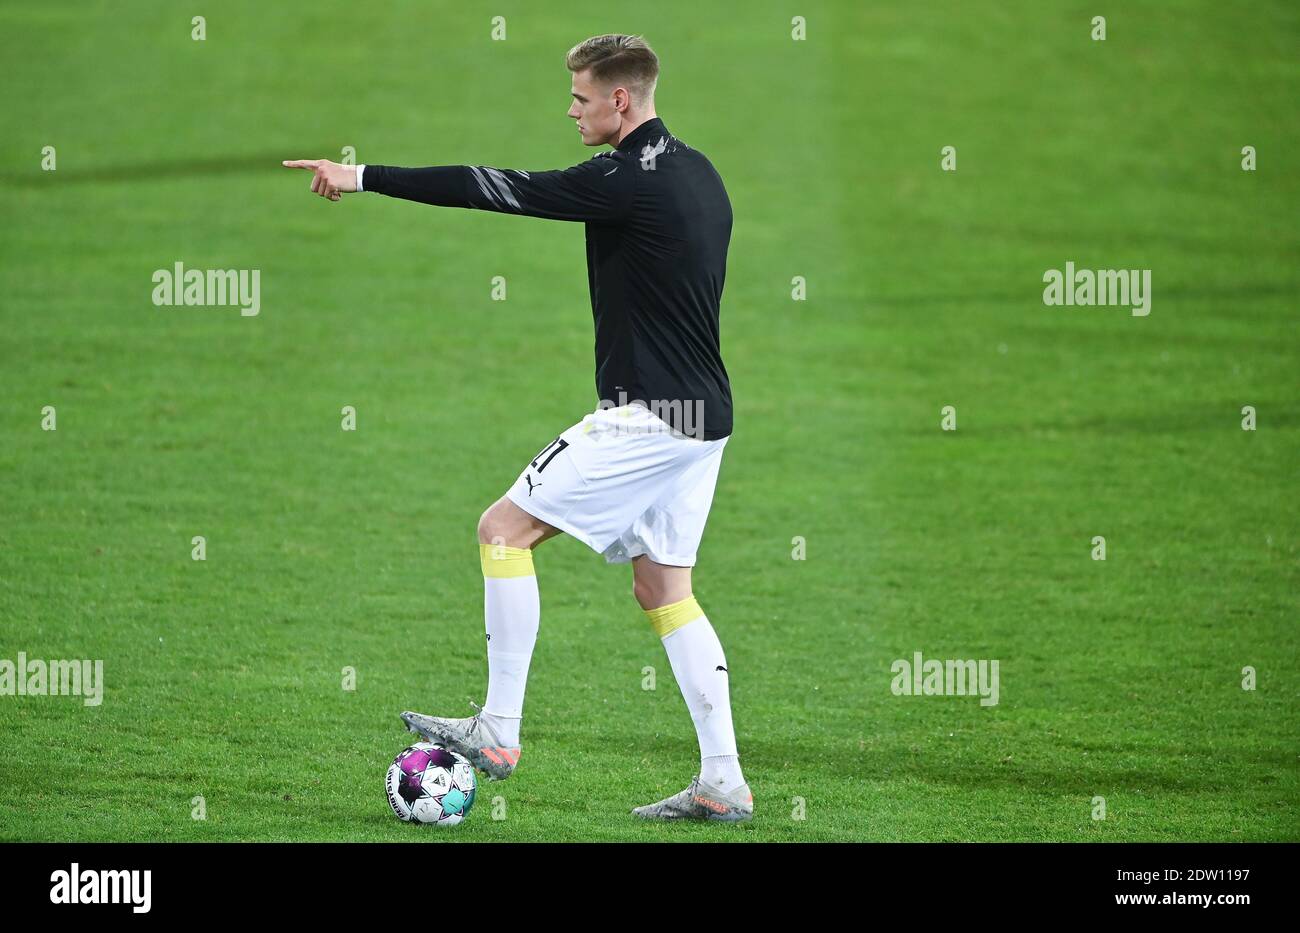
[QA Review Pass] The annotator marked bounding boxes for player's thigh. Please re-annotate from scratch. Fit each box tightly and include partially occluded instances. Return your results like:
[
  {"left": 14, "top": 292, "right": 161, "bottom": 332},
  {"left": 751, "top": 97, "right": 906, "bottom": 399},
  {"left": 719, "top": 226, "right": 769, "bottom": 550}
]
[
  {"left": 631, "top": 555, "right": 693, "bottom": 610},
  {"left": 507, "top": 407, "right": 689, "bottom": 554},
  {"left": 614, "top": 435, "right": 729, "bottom": 570},
  {"left": 477, "top": 496, "right": 561, "bottom": 549}
]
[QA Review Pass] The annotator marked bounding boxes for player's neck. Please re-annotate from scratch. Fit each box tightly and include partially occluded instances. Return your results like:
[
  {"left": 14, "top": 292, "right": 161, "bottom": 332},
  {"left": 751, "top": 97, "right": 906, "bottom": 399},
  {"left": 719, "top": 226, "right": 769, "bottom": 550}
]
[{"left": 613, "top": 111, "right": 659, "bottom": 147}]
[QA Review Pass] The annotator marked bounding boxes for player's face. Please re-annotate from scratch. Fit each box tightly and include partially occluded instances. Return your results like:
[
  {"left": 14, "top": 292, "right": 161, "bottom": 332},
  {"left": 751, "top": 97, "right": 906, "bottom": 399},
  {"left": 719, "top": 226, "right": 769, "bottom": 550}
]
[{"left": 568, "top": 69, "right": 623, "bottom": 147}]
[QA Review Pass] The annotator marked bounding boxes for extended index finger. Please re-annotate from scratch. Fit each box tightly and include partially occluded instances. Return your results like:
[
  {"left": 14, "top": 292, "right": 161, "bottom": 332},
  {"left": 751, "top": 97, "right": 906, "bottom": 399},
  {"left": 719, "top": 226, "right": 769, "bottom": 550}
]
[{"left": 281, "top": 159, "right": 321, "bottom": 170}]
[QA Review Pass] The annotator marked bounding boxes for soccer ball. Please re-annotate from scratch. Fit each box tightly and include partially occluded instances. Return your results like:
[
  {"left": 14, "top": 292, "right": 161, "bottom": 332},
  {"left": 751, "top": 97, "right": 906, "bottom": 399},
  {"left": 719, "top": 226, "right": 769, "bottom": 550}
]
[{"left": 386, "top": 742, "right": 477, "bottom": 825}]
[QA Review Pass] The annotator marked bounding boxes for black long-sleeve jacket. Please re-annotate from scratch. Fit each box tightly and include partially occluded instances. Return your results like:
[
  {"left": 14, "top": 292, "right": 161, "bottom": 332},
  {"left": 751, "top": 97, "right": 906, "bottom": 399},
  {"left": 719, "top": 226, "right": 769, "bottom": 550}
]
[{"left": 362, "top": 117, "right": 734, "bottom": 440}]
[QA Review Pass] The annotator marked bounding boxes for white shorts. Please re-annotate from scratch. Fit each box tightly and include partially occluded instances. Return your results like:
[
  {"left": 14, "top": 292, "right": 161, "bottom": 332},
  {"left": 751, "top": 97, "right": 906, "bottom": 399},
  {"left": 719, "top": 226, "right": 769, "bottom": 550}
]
[{"left": 503, "top": 404, "right": 729, "bottom": 567}]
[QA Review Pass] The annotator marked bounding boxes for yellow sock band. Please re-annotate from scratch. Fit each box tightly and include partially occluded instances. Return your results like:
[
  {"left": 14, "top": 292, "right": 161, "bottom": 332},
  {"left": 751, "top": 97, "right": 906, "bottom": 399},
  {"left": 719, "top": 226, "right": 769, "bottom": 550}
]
[
  {"left": 645, "top": 595, "right": 704, "bottom": 639},
  {"left": 479, "top": 543, "right": 535, "bottom": 578}
]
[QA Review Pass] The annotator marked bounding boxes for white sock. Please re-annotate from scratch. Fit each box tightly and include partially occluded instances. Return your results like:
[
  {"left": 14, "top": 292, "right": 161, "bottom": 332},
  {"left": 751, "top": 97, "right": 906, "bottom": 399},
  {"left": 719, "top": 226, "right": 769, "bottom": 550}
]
[
  {"left": 701, "top": 754, "right": 744, "bottom": 791},
  {"left": 479, "top": 544, "right": 538, "bottom": 747},
  {"left": 647, "top": 597, "right": 744, "bottom": 790},
  {"left": 478, "top": 710, "right": 522, "bottom": 747}
]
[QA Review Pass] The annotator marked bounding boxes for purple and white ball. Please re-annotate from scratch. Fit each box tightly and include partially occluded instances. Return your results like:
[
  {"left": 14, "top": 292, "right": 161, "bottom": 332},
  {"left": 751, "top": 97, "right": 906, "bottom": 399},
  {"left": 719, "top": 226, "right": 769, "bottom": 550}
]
[{"left": 386, "top": 742, "right": 477, "bottom": 825}]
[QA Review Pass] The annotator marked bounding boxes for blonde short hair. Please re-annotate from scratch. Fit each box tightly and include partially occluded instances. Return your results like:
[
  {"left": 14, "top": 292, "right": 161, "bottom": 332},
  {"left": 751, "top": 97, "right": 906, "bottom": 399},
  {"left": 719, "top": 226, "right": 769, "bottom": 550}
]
[{"left": 565, "top": 34, "right": 659, "bottom": 104}]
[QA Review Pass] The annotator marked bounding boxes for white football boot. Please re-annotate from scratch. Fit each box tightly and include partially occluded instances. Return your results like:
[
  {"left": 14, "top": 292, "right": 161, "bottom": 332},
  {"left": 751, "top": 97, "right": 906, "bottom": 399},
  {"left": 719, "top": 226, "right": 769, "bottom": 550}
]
[
  {"left": 631, "top": 774, "right": 754, "bottom": 822},
  {"left": 400, "top": 700, "right": 520, "bottom": 782}
]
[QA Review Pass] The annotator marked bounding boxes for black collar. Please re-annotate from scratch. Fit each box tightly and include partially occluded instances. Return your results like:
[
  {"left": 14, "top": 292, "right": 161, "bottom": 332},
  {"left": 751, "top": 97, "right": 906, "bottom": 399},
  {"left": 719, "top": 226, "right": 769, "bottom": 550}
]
[{"left": 614, "top": 117, "right": 669, "bottom": 154}]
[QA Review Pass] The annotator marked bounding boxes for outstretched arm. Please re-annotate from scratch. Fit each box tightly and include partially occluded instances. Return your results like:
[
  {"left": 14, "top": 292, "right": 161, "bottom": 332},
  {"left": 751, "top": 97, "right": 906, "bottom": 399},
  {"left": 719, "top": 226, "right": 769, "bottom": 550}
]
[{"left": 282, "top": 155, "right": 634, "bottom": 223}]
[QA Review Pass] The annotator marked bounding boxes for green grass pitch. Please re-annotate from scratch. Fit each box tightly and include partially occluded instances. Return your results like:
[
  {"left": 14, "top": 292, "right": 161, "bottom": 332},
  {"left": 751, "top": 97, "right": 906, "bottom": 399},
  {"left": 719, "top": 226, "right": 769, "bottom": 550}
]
[{"left": 1, "top": 0, "right": 1296, "bottom": 841}]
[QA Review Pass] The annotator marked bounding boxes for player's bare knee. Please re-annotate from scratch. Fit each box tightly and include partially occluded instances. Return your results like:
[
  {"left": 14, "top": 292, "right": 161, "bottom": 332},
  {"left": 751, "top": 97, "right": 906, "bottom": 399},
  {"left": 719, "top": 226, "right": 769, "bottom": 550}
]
[
  {"left": 632, "top": 557, "right": 693, "bottom": 610},
  {"left": 477, "top": 503, "right": 506, "bottom": 546},
  {"left": 478, "top": 497, "right": 558, "bottom": 549},
  {"left": 632, "top": 576, "right": 658, "bottom": 610}
]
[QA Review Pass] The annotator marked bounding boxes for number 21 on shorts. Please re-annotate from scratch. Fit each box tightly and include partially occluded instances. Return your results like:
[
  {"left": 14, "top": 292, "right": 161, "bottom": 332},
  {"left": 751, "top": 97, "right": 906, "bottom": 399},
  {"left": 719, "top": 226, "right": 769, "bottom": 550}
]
[{"left": 531, "top": 436, "right": 569, "bottom": 473}]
